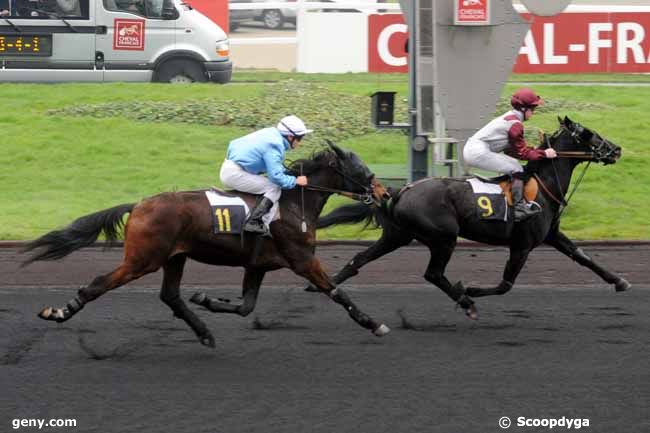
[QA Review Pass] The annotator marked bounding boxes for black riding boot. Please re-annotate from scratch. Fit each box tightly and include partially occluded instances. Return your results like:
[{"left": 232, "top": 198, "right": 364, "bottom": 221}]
[
  {"left": 512, "top": 177, "right": 540, "bottom": 222},
  {"left": 244, "top": 197, "right": 273, "bottom": 234}
]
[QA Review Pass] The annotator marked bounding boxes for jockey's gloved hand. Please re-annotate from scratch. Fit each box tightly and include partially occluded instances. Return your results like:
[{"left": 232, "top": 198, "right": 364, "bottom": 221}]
[{"left": 545, "top": 148, "right": 558, "bottom": 159}]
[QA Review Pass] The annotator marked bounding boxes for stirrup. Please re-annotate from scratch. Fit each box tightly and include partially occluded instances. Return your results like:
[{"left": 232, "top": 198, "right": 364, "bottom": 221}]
[
  {"left": 244, "top": 220, "right": 268, "bottom": 234},
  {"left": 514, "top": 201, "right": 541, "bottom": 222}
]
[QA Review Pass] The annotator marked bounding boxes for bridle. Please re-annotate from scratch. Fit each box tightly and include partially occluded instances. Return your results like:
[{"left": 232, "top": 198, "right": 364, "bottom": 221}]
[{"left": 551, "top": 124, "right": 617, "bottom": 162}]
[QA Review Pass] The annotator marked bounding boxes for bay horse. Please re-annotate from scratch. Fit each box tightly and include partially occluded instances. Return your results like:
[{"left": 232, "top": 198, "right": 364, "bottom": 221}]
[
  {"left": 23, "top": 143, "right": 391, "bottom": 347},
  {"left": 308, "top": 117, "right": 629, "bottom": 318}
]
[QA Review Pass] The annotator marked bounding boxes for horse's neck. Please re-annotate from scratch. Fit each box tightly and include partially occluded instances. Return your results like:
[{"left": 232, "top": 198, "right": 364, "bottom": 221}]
[
  {"left": 536, "top": 157, "right": 578, "bottom": 202},
  {"left": 280, "top": 172, "right": 336, "bottom": 221}
]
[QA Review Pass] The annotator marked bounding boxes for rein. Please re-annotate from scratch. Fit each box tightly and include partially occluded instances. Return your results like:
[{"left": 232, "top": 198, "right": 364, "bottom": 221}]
[
  {"left": 554, "top": 151, "right": 594, "bottom": 159},
  {"left": 304, "top": 185, "right": 374, "bottom": 204},
  {"left": 533, "top": 173, "right": 566, "bottom": 207}
]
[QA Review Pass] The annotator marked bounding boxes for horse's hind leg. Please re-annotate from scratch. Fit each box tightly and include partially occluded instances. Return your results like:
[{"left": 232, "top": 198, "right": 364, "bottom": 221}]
[
  {"left": 37, "top": 258, "right": 157, "bottom": 322},
  {"left": 423, "top": 240, "right": 478, "bottom": 320},
  {"left": 465, "top": 247, "right": 531, "bottom": 298},
  {"left": 158, "top": 255, "right": 215, "bottom": 348},
  {"left": 190, "top": 269, "right": 265, "bottom": 317},
  {"left": 38, "top": 234, "right": 169, "bottom": 322}
]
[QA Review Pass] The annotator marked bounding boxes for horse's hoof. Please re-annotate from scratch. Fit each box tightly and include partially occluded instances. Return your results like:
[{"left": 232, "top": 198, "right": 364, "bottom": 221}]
[
  {"left": 38, "top": 307, "right": 66, "bottom": 322},
  {"left": 190, "top": 292, "right": 206, "bottom": 305},
  {"left": 38, "top": 307, "right": 53, "bottom": 320},
  {"left": 304, "top": 284, "right": 319, "bottom": 293},
  {"left": 372, "top": 324, "right": 391, "bottom": 337},
  {"left": 615, "top": 278, "right": 631, "bottom": 292},
  {"left": 199, "top": 334, "right": 216, "bottom": 348},
  {"left": 465, "top": 305, "right": 479, "bottom": 320}
]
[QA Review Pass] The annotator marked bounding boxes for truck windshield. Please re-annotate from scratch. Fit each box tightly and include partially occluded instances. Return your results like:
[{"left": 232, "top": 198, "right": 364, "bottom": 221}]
[
  {"left": 4, "top": 0, "right": 89, "bottom": 19},
  {"left": 104, "top": 0, "right": 173, "bottom": 19}
]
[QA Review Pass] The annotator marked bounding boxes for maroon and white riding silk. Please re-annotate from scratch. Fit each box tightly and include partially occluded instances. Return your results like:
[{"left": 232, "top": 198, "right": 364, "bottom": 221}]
[{"left": 464, "top": 110, "right": 547, "bottom": 174}]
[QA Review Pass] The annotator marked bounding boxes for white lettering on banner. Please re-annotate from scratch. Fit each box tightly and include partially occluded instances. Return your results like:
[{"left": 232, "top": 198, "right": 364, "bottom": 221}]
[
  {"left": 544, "top": 23, "right": 568, "bottom": 64},
  {"left": 514, "top": 13, "right": 650, "bottom": 73},
  {"left": 589, "top": 22, "right": 613, "bottom": 64},
  {"left": 618, "top": 22, "right": 645, "bottom": 64},
  {"left": 377, "top": 23, "right": 408, "bottom": 67},
  {"left": 519, "top": 31, "right": 540, "bottom": 64}
]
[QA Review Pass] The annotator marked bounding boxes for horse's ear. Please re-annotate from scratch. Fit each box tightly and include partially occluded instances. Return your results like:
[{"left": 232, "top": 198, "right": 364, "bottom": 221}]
[
  {"left": 558, "top": 116, "right": 564, "bottom": 125},
  {"left": 327, "top": 140, "right": 347, "bottom": 160},
  {"left": 564, "top": 116, "right": 574, "bottom": 127}
]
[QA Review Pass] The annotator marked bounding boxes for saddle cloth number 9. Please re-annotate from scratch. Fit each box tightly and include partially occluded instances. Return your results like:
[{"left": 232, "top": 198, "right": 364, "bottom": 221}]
[{"left": 475, "top": 194, "right": 508, "bottom": 222}]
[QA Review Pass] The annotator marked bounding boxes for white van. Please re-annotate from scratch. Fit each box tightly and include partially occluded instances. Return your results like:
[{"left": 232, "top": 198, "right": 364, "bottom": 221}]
[{"left": 0, "top": 0, "right": 231, "bottom": 83}]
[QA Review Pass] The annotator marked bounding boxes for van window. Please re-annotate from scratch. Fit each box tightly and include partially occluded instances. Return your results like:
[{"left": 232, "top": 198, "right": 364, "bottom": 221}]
[
  {"left": 4, "top": 0, "right": 89, "bottom": 19},
  {"left": 104, "top": 0, "right": 172, "bottom": 19}
]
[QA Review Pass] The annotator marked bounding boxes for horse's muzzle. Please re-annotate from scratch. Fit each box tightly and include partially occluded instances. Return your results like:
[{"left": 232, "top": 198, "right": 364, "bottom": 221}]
[
  {"left": 371, "top": 178, "right": 391, "bottom": 202},
  {"left": 604, "top": 145, "right": 622, "bottom": 165}
]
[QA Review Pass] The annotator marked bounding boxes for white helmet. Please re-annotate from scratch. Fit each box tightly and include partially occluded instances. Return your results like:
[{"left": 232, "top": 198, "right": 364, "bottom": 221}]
[{"left": 277, "top": 115, "right": 313, "bottom": 137}]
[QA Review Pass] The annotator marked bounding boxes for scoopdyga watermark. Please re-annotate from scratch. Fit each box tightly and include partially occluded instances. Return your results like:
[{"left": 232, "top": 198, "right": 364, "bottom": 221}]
[{"left": 499, "top": 416, "right": 590, "bottom": 429}]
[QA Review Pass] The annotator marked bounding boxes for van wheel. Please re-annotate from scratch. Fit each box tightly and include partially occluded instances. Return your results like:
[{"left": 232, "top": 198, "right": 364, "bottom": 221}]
[
  {"left": 262, "top": 9, "right": 284, "bottom": 29},
  {"left": 155, "top": 59, "right": 207, "bottom": 83}
]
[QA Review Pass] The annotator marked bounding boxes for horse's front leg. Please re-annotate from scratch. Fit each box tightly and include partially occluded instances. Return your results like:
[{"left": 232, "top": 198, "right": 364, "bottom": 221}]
[
  {"left": 296, "top": 256, "right": 390, "bottom": 337},
  {"left": 305, "top": 227, "right": 414, "bottom": 292},
  {"left": 465, "top": 247, "right": 531, "bottom": 298},
  {"left": 545, "top": 230, "right": 631, "bottom": 292}
]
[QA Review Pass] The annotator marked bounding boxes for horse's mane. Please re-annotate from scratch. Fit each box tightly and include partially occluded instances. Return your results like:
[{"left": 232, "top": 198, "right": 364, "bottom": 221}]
[
  {"left": 524, "top": 128, "right": 565, "bottom": 175},
  {"left": 285, "top": 148, "right": 336, "bottom": 176}
]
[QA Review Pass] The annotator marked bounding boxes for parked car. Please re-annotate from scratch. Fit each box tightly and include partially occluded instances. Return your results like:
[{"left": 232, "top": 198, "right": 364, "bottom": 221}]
[
  {"left": 251, "top": 0, "right": 296, "bottom": 30},
  {"left": 248, "top": 0, "right": 379, "bottom": 29},
  {"left": 229, "top": 0, "right": 255, "bottom": 31}
]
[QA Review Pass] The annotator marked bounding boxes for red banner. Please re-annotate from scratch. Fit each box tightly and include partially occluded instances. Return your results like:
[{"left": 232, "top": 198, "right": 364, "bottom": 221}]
[
  {"left": 369, "top": 11, "right": 650, "bottom": 74},
  {"left": 368, "top": 14, "right": 408, "bottom": 73},
  {"left": 514, "top": 12, "right": 650, "bottom": 73}
]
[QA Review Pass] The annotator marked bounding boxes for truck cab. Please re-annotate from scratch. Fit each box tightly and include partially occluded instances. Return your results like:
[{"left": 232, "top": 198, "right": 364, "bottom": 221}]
[{"left": 0, "top": 0, "right": 232, "bottom": 82}]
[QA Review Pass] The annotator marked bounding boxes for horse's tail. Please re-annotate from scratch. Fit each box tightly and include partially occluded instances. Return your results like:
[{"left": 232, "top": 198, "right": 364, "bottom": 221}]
[
  {"left": 22, "top": 203, "right": 135, "bottom": 266},
  {"left": 316, "top": 202, "right": 382, "bottom": 230}
]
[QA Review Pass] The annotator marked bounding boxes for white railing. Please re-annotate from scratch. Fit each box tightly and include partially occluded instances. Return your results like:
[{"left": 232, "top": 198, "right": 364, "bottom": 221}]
[
  {"left": 228, "top": 2, "right": 401, "bottom": 12},
  {"left": 229, "top": 1, "right": 401, "bottom": 46}
]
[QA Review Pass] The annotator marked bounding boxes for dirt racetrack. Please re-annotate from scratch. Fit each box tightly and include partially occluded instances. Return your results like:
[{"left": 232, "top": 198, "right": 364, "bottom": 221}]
[{"left": 1, "top": 243, "right": 649, "bottom": 433}]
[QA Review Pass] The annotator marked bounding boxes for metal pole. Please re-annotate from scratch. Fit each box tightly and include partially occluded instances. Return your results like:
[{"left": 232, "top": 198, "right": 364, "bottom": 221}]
[{"left": 404, "top": 0, "right": 428, "bottom": 182}]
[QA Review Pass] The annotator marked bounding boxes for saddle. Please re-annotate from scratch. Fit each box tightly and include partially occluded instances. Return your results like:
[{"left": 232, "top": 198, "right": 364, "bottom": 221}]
[
  {"left": 205, "top": 188, "right": 281, "bottom": 235},
  {"left": 474, "top": 175, "right": 539, "bottom": 206}
]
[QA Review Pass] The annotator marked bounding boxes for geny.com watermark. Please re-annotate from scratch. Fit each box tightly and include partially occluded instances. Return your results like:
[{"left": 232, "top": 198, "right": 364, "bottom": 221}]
[
  {"left": 499, "top": 416, "right": 590, "bottom": 430},
  {"left": 12, "top": 419, "right": 77, "bottom": 430}
]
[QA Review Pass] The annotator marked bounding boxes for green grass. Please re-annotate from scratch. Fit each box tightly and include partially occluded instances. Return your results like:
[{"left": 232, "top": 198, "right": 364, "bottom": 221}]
[{"left": 0, "top": 74, "right": 648, "bottom": 241}]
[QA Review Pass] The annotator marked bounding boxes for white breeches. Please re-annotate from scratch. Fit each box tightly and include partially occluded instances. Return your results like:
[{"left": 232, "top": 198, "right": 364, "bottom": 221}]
[
  {"left": 463, "top": 139, "right": 524, "bottom": 174},
  {"left": 220, "top": 159, "right": 281, "bottom": 225}
]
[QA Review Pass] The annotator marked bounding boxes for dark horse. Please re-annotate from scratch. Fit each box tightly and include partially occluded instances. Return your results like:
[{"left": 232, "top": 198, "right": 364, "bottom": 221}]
[
  {"left": 23, "top": 143, "right": 391, "bottom": 347},
  {"left": 309, "top": 117, "right": 629, "bottom": 318}
]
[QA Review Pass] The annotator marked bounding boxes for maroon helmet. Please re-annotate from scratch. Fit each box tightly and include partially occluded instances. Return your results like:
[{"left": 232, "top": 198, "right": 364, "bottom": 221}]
[{"left": 511, "top": 88, "right": 544, "bottom": 110}]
